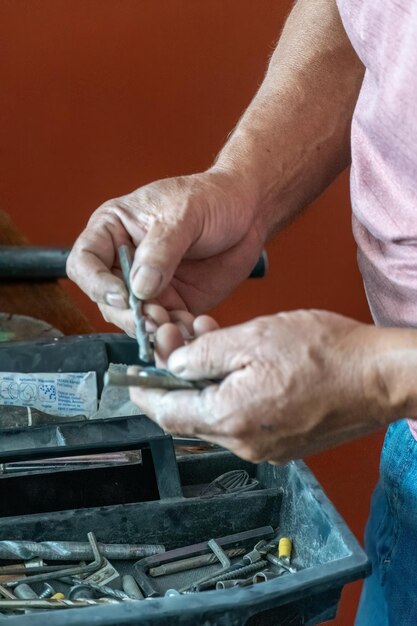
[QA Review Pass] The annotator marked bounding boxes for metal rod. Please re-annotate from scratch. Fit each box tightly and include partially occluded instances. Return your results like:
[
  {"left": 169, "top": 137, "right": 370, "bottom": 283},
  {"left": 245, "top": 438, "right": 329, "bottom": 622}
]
[
  {"left": 0, "top": 540, "right": 164, "bottom": 561},
  {"left": 104, "top": 369, "right": 214, "bottom": 391},
  {"left": 118, "top": 245, "right": 154, "bottom": 364},
  {"left": 0, "top": 598, "right": 119, "bottom": 610},
  {"left": 148, "top": 548, "right": 245, "bottom": 577},
  {"left": 0, "top": 585, "right": 16, "bottom": 600},
  {"left": 4, "top": 532, "right": 103, "bottom": 588},
  {"left": 134, "top": 526, "right": 274, "bottom": 571}
]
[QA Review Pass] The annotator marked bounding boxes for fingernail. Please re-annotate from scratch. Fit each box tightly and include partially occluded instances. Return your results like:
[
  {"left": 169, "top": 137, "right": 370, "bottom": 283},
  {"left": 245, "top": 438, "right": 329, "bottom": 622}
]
[
  {"left": 132, "top": 266, "right": 162, "bottom": 299},
  {"left": 168, "top": 348, "right": 187, "bottom": 375},
  {"left": 105, "top": 292, "right": 127, "bottom": 308}
]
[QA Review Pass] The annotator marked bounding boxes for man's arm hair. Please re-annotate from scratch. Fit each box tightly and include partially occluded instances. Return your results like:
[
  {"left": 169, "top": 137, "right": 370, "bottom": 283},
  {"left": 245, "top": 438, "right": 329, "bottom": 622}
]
[{"left": 213, "top": 0, "right": 364, "bottom": 241}]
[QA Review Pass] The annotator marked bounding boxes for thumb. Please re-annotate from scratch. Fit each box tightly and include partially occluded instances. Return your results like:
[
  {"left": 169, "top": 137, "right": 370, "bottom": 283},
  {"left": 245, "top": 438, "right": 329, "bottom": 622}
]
[
  {"left": 167, "top": 326, "right": 248, "bottom": 380},
  {"left": 131, "top": 219, "right": 198, "bottom": 300}
]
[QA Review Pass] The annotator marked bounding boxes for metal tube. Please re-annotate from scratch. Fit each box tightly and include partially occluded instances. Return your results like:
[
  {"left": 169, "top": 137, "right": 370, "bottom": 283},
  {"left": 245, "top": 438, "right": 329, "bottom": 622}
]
[
  {"left": 253, "top": 570, "right": 283, "bottom": 583},
  {"left": 14, "top": 584, "right": 38, "bottom": 600},
  {"left": 122, "top": 575, "right": 144, "bottom": 600}
]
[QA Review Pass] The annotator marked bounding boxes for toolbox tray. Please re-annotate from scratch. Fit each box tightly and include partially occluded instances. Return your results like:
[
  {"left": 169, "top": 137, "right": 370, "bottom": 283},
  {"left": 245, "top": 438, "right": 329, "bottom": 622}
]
[{"left": 0, "top": 334, "right": 370, "bottom": 625}]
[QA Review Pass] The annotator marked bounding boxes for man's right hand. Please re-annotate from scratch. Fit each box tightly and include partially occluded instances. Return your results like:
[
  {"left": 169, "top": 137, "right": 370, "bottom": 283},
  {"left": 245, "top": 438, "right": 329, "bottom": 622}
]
[
  {"left": 67, "top": 0, "right": 364, "bottom": 338},
  {"left": 67, "top": 169, "right": 263, "bottom": 335}
]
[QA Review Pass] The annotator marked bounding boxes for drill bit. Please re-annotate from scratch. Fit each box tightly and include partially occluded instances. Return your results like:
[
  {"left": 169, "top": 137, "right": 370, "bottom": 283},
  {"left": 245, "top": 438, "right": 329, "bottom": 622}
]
[
  {"left": 118, "top": 245, "right": 154, "bottom": 364},
  {"left": 0, "top": 540, "right": 164, "bottom": 561}
]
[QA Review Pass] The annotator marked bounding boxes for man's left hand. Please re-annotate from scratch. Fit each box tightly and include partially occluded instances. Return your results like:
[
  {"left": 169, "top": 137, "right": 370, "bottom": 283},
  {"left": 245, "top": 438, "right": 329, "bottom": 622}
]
[{"left": 130, "top": 309, "right": 388, "bottom": 464}]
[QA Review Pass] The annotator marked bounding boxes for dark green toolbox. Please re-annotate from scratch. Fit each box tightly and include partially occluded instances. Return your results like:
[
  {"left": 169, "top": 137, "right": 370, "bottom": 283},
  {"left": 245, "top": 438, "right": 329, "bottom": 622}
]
[{"left": 0, "top": 334, "right": 370, "bottom": 625}]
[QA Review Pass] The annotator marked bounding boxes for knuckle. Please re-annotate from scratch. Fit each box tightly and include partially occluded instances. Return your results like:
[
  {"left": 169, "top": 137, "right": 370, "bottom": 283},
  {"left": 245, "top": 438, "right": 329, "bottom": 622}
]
[
  {"left": 97, "top": 304, "right": 110, "bottom": 323},
  {"left": 235, "top": 443, "right": 264, "bottom": 464},
  {"left": 192, "top": 337, "right": 217, "bottom": 374},
  {"left": 96, "top": 198, "right": 119, "bottom": 214},
  {"left": 65, "top": 256, "right": 76, "bottom": 281},
  {"left": 88, "top": 283, "right": 102, "bottom": 304},
  {"left": 249, "top": 316, "right": 272, "bottom": 340}
]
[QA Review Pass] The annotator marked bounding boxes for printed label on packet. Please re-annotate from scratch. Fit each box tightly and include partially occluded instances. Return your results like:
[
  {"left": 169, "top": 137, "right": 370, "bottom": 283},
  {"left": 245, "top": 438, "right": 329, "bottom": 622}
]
[{"left": 0, "top": 372, "right": 97, "bottom": 417}]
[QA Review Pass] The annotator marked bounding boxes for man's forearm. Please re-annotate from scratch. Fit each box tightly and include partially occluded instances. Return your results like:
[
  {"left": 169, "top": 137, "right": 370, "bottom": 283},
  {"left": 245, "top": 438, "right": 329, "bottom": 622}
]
[{"left": 213, "top": 0, "right": 364, "bottom": 241}]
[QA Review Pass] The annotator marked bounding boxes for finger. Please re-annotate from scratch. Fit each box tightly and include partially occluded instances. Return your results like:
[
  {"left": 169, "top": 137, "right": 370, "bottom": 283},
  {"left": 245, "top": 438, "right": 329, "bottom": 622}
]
[
  {"left": 131, "top": 218, "right": 199, "bottom": 300},
  {"left": 129, "top": 380, "right": 268, "bottom": 462},
  {"left": 144, "top": 305, "right": 196, "bottom": 338},
  {"left": 168, "top": 310, "right": 195, "bottom": 338},
  {"left": 67, "top": 221, "right": 130, "bottom": 307},
  {"left": 193, "top": 315, "right": 219, "bottom": 337},
  {"left": 128, "top": 386, "right": 212, "bottom": 435},
  {"left": 143, "top": 303, "right": 170, "bottom": 330},
  {"left": 166, "top": 324, "right": 250, "bottom": 379},
  {"left": 98, "top": 303, "right": 136, "bottom": 337},
  {"left": 154, "top": 323, "right": 185, "bottom": 365},
  {"left": 129, "top": 377, "right": 250, "bottom": 441}
]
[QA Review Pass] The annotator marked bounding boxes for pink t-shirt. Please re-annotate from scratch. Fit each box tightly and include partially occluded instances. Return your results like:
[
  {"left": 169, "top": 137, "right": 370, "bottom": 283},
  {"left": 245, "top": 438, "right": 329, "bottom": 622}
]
[{"left": 336, "top": 0, "right": 417, "bottom": 438}]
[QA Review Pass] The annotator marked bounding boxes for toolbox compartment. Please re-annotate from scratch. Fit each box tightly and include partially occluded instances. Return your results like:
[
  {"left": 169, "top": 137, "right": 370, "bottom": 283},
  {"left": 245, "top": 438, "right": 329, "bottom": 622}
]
[{"left": 0, "top": 334, "right": 370, "bottom": 625}]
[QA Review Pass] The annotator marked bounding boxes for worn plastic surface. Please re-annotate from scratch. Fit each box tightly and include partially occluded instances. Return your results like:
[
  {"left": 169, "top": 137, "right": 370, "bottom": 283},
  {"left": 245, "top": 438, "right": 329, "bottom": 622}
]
[{"left": 0, "top": 334, "right": 370, "bottom": 625}]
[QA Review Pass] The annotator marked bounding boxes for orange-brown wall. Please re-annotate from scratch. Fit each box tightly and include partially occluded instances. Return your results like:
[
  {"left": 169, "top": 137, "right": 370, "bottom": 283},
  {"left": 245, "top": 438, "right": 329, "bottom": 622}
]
[{"left": 0, "top": 2, "right": 383, "bottom": 623}]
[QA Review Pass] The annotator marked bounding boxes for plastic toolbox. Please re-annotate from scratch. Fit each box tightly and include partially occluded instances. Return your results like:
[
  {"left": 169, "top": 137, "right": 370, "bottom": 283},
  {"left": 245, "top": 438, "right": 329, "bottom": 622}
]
[{"left": 0, "top": 334, "right": 370, "bottom": 625}]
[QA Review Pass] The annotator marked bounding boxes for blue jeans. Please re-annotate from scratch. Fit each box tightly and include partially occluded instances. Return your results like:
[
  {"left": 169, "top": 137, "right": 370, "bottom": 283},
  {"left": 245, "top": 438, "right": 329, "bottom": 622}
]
[{"left": 356, "top": 420, "right": 417, "bottom": 625}]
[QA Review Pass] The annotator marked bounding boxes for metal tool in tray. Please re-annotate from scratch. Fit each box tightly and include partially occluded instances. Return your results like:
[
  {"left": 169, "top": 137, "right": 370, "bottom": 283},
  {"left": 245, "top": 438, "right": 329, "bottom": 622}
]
[{"left": 0, "top": 526, "right": 297, "bottom": 614}]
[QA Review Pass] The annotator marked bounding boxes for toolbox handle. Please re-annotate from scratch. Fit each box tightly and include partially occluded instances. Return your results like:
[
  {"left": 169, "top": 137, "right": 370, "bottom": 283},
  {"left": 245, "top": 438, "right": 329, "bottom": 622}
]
[{"left": 0, "top": 246, "right": 268, "bottom": 280}]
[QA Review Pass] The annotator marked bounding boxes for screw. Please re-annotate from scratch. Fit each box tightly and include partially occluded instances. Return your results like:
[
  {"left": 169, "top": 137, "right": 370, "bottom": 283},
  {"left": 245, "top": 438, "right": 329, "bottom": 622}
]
[
  {"left": 39, "top": 583, "right": 55, "bottom": 599},
  {"left": 196, "top": 560, "right": 268, "bottom": 590}
]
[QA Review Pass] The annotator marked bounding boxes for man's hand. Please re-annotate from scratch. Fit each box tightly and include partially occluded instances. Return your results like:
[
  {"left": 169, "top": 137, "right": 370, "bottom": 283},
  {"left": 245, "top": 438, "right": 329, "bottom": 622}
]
[
  {"left": 129, "top": 310, "right": 409, "bottom": 464},
  {"left": 67, "top": 0, "right": 363, "bottom": 336},
  {"left": 67, "top": 170, "right": 262, "bottom": 335}
]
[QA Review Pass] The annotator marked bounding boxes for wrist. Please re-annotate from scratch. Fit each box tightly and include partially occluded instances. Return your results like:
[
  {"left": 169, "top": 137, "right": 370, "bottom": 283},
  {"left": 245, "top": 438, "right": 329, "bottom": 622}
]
[
  {"left": 210, "top": 132, "right": 285, "bottom": 243},
  {"left": 363, "top": 326, "right": 417, "bottom": 421},
  {"left": 204, "top": 164, "right": 266, "bottom": 236}
]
